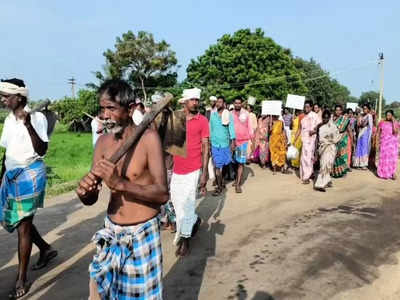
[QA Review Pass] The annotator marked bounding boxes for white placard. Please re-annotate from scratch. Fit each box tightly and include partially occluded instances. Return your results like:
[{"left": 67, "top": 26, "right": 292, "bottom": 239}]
[
  {"left": 346, "top": 102, "right": 358, "bottom": 111},
  {"left": 286, "top": 94, "right": 305, "bottom": 110},
  {"left": 261, "top": 100, "right": 282, "bottom": 116}
]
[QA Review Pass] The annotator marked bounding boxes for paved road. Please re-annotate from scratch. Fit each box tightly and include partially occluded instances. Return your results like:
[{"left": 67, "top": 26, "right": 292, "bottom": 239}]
[{"left": 1, "top": 165, "right": 399, "bottom": 299}]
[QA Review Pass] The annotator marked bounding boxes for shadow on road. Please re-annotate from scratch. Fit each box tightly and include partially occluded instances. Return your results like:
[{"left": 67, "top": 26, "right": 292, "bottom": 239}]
[
  {"left": 0, "top": 197, "right": 106, "bottom": 300},
  {"left": 163, "top": 189, "right": 227, "bottom": 300}
]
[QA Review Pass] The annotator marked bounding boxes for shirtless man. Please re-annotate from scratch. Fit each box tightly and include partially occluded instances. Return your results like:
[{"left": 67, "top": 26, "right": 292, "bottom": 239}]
[{"left": 76, "top": 79, "right": 169, "bottom": 300}]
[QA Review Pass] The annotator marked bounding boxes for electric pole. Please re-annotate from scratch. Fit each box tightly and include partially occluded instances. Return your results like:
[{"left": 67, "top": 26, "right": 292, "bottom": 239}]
[
  {"left": 68, "top": 77, "right": 76, "bottom": 99},
  {"left": 378, "top": 53, "right": 384, "bottom": 121}
]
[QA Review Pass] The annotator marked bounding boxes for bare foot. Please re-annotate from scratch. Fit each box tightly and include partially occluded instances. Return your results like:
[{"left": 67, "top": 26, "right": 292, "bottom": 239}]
[
  {"left": 176, "top": 238, "right": 190, "bottom": 257},
  {"left": 235, "top": 185, "right": 242, "bottom": 193}
]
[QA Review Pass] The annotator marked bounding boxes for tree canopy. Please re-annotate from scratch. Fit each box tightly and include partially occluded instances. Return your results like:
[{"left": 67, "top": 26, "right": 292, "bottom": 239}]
[
  {"left": 358, "top": 90, "right": 383, "bottom": 109},
  {"left": 186, "top": 28, "right": 307, "bottom": 106},
  {"left": 95, "top": 30, "right": 178, "bottom": 103},
  {"left": 293, "top": 57, "right": 351, "bottom": 108}
]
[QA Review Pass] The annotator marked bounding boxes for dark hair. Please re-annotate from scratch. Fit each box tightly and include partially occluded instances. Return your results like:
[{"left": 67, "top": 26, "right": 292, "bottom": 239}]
[
  {"left": 386, "top": 110, "right": 394, "bottom": 116},
  {"left": 335, "top": 104, "right": 343, "bottom": 111},
  {"left": 217, "top": 96, "right": 225, "bottom": 102},
  {"left": 98, "top": 79, "right": 135, "bottom": 108},
  {"left": 1, "top": 78, "right": 27, "bottom": 104},
  {"left": 137, "top": 103, "right": 145, "bottom": 110},
  {"left": 304, "top": 100, "right": 313, "bottom": 107},
  {"left": 1, "top": 78, "right": 25, "bottom": 88},
  {"left": 363, "top": 103, "right": 371, "bottom": 110},
  {"left": 322, "top": 110, "right": 331, "bottom": 118},
  {"left": 234, "top": 97, "right": 243, "bottom": 102},
  {"left": 346, "top": 108, "right": 353, "bottom": 114},
  {"left": 313, "top": 103, "right": 319, "bottom": 107}
]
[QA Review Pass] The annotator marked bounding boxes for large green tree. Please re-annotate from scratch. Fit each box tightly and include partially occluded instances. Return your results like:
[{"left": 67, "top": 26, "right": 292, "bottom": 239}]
[
  {"left": 186, "top": 28, "right": 307, "bottom": 106},
  {"left": 293, "top": 57, "right": 352, "bottom": 108},
  {"left": 94, "top": 31, "right": 178, "bottom": 103},
  {"left": 358, "top": 90, "right": 384, "bottom": 109}
]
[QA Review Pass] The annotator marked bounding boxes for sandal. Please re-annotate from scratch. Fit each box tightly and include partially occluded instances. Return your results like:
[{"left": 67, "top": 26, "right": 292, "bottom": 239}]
[
  {"left": 212, "top": 188, "right": 222, "bottom": 196},
  {"left": 302, "top": 180, "right": 310, "bottom": 185},
  {"left": 32, "top": 248, "right": 58, "bottom": 271},
  {"left": 9, "top": 281, "right": 31, "bottom": 299}
]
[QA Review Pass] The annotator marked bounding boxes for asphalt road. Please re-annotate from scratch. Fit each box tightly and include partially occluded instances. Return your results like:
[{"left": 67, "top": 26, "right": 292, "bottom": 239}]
[{"left": 1, "top": 165, "right": 399, "bottom": 300}]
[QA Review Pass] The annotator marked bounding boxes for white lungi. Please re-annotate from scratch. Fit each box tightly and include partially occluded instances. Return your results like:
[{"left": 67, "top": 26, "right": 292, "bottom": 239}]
[{"left": 170, "top": 169, "right": 200, "bottom": 244}]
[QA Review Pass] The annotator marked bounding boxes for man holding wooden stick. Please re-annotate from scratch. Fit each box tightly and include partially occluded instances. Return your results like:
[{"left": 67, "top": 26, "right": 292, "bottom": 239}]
[{"left": 76, "top": 79, "right": 169, "bottom": 300}]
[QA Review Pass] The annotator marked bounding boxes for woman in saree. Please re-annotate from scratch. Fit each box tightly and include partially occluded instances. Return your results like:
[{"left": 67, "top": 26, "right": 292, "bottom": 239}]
[
  {"left": 314, "top": 110, "right": 341, "bottom": 192},
  {"left": 346, "top": 108, "right": 356, "bottom": 169},
  {"left": 255, "top": 115, "right": 272, "bottom": 168},
  {"left": 269, "top": 115, "right": 290, "bottom": 175},
  {"left": 377, "top": 110, "right": 399, "bottom": 179},
  {"left": 294, "top": 101, "right": 320, "bottom": 184},
  {"left": 331, "top": 105, "right": 351, "bottom": 178},
  {"left": 353, "top": 104, "right": 373, "bottom": 169},
  {"left": 290, "top": 110, "right": 303, "bottom": 168}
]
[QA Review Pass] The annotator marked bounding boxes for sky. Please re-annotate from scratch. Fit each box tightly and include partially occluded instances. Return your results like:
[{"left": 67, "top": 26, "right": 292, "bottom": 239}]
[{"left": 1, "top": 1, "right": 398, "bottom": 102}]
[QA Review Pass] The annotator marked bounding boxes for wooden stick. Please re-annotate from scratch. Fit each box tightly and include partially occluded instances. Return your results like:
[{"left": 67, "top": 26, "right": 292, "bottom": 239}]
[{"left": 108, "top": 92, "right": 173, "bottom": 164}]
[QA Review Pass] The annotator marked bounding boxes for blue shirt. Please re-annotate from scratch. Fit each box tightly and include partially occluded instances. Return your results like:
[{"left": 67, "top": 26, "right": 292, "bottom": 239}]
[{"left": 210, "top": 111, "right": 236, "bottom": 148}]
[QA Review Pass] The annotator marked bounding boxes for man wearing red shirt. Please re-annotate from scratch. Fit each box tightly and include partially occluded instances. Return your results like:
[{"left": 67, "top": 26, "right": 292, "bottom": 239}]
[{"left": 171, "top": 88, "right": 210, "bottom": 257}]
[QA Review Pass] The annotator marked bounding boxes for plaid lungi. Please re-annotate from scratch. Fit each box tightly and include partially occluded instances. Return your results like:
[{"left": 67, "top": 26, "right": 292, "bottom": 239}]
[
  {"left": 89, "top": 216, "right": 163, "bottom": 300},
  {"left": 235, "top": 142, "right": 248, "bottom": 164},
  {"left": 0, "top": 160, "right": 46, "bottom": 233}
]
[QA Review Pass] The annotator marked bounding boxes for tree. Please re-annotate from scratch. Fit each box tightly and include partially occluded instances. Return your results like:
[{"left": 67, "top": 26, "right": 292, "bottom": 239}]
[
  {"left": 358, "top": 90, "right": 384, "bottom": 110},
  {"left": 186, "top": 28, "right": 308, "bottom": 108},
  {"left": 53, "top": 89, "right": 99, "bottom": 131},
  {"left": 94, "top": 31, "right": 178, "bottom": 103},
  {"left": 293, "top": 57, "right": 352, "bottom": 108}
]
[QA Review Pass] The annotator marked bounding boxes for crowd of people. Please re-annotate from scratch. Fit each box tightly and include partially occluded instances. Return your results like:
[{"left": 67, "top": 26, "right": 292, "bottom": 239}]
[{"left": 0, "top": 77, "right": 399, "bottom": 299}]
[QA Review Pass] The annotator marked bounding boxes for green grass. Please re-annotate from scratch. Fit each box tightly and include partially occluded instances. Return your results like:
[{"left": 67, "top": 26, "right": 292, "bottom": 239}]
[
  {"left": 45, "top": 124, "right": 93, "bottom": 195},
  {"left": 0, "top": 123, "right": 93, "bottom": 196}
]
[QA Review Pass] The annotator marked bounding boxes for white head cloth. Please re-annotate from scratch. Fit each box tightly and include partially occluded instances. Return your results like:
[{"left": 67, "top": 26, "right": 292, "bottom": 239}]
[
  {"left": 209, "top": 96, "right": 217, "bottom": 102},
  {"left": 0, "top": 82, "right": 29, "bottom": 98},
  {"left": 178, "top": 88, "right": 201, "bottom": 104}
]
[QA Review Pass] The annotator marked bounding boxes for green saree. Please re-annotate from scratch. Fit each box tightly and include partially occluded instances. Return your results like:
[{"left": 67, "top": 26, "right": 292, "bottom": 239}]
[{"left": 331, "top": 115, "right": 350, "bottom": 178}]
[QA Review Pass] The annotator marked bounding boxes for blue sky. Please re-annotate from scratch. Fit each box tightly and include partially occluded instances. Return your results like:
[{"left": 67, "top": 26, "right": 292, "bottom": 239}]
[{"left": 1, "top": 1, "right": 398, "bottom": 102}]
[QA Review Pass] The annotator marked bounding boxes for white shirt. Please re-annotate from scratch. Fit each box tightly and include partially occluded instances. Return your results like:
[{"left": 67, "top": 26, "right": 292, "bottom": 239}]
[
  {"left": 91, "top": 118, "right": 101, "bottom": 147},
  {"left": 132, "top": 109, "right": 144, "bottom": 126},
  {"left": 0, "top": 108, "right": 48, "bottom": 171}
]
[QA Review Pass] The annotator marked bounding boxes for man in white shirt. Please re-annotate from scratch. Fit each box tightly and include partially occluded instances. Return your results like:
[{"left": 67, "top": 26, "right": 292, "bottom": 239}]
[{"left": 0, "top": 78, "right": 57, "bottom": 299}]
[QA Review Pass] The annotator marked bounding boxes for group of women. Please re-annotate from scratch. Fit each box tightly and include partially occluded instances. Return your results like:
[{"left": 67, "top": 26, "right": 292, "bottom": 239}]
[{"left": 248, "top": 101, "right": 399, "bottom": 192}]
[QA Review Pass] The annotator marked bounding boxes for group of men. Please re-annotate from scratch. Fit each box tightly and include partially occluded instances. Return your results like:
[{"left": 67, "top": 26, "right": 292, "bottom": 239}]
[{"left": 0, "top": 76, "right": 396, "bottom": 300}]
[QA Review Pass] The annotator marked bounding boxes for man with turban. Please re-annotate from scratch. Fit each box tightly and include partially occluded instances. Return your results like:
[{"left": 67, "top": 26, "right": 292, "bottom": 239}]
[{"left": 0, "top": 78, "right": 57, "bottom": 299}]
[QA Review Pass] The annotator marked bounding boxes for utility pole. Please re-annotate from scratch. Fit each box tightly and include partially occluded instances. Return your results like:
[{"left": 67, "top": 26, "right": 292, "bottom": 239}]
[
  {"left": 68, "top": 77, "right": 76, "bottom": 99},
  {"left": 378, "top": 53, "right": 384, "bottom": 121}
]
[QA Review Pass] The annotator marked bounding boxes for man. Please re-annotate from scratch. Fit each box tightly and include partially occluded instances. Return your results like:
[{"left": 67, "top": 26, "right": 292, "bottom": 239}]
[
  {"left": 132, "top": 100, "right": 145, "bottom": 125},
  {"left": 91, "top": 112, "right": 105, "bottom": 147},
  {"left": 76, "top": 79, "right": 169, "bottom": 300},
  {"left": 295, "top": 100, "right": 321, "bottom": 184},
  {"left": 0, "top": 78, "right": 57, "bottom": 299},
  {"left": 282, "top": 107, "right": 293, "bottom": 145},
  {"left": 231, "top": 97, "right": 254, "bottom": 193},
  {"left": 205, "top": 96, "right": 217, "bottom": 120},
  {"left": 170, "top": 88, "right": 209, "bottom": 256},
  {"left": 210, "top": 96, "right": 235, "bottom": 196}
]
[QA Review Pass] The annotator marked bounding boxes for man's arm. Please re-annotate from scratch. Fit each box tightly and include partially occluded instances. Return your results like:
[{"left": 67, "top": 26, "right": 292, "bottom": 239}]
[
  {"left": 76, "top": 135, "right": 105, "bottom": 205},
  {"left": 92, "top": 130, "right": 169, "bottom": 205},
  {"left": 24, "top": 114, "right": 48, "bottom": 156}
]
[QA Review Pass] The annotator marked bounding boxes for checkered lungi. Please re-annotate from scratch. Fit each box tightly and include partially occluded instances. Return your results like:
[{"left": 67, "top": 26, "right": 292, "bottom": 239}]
[
  {"left": 89, "top": 216, "right": 163, "bottom": 300},
  {"left": 235, "top": 142, "right": 248, "bottom": 164},
  {"left": 0, "top": 160, "right": 46, "bottom": 232}
]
